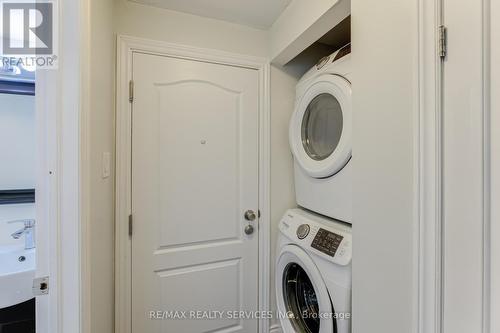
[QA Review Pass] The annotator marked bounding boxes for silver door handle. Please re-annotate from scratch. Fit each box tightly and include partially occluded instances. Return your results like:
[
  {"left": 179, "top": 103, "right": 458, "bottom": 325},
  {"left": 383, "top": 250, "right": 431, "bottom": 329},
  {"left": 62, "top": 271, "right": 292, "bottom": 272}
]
[{"left": 244, "top": 210, "right": 256, "bottom": 222}]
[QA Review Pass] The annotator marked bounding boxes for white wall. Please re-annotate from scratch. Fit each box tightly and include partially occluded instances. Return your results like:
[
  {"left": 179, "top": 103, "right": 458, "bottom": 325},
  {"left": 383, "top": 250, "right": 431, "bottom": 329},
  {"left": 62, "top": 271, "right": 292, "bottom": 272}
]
[
  {"left": 114, "top": 0, "right": 269, "bottom": 58},
  {"left": 269, "top": 65, "right": 298, "bottom": 329},
  {"left": 88, "top": 0, "right": 115, "bottom": 332},
  {"left": 0, "top": 93, "right": 36, "bottom": 247},
  {"left": 351, "top": 1, "right": 418, "bottom": 332}
]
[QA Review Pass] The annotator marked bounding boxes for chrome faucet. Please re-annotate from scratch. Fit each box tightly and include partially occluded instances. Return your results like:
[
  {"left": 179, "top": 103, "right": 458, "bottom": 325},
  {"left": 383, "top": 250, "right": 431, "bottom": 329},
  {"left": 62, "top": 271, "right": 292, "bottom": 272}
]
[{"left": 9, "top": 219, "right": 36, "bottom": 250}]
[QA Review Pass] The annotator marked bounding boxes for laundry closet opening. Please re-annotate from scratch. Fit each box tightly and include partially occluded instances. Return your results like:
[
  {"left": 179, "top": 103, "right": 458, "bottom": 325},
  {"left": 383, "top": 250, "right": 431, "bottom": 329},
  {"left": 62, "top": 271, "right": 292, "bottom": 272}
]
[
  {"left": 271, "top": 14, "right": 352, "bottom": 331},
  {"left": 111, "top": 2, "right": 352, "bottom": 333}
]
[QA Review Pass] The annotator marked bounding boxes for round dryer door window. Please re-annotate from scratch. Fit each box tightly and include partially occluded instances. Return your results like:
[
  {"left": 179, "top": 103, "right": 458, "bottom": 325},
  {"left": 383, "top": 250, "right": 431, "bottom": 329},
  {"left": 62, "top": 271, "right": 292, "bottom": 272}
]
[
  {"left": 301, "top": 93, "right": 343, "bottom": 161},
  {"left": 290, "top": 74, "right": 352, "bottom": 178}
]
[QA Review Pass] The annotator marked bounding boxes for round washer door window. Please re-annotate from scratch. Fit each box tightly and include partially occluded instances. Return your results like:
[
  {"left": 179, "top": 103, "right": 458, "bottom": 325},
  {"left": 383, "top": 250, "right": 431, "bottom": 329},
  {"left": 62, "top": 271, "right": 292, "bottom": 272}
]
[
  {"left": 276, "top": 245, "right": 335, "bottom": 333},
  {"left": 290, "top": 74, "right": 352, "bottom": 179},
  {"left": 301, "top": 93, "right": 343, "bottom": 161},
  {"left": 283, "top": 263, "right": 321, "bottom": 333}
]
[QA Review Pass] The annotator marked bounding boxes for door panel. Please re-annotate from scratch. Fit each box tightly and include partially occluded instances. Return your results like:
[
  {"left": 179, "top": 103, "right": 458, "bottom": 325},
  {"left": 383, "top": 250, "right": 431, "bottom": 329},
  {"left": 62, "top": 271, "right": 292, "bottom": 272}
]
[
  {"left": 156, "top": 259, "right": 241, "bottom": 332},
  {"left": 131, "top": 52, "right": 259, "bottom": 333},
  {"left": 156, "top": 81, "right": 241, "bottom": 247}
]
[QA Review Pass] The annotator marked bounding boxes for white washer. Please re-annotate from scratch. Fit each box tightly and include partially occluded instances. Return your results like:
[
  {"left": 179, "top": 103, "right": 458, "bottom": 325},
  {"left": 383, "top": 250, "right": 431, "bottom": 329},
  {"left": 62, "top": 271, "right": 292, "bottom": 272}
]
[
  {"left": 276, "top": 208, "right": 352, "bottom": 333},
  {"left": 290, "top": 45, "right": 352, "bottom": 222}
]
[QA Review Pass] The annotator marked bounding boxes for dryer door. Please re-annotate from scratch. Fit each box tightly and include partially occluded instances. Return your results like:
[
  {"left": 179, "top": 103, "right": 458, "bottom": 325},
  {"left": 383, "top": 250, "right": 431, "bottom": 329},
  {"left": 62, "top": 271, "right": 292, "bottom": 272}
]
[
  {"left": 290, "top": 74, "right": 351, "bottom": 178},
  {"left": 276, "top": 245, "right": 336, "bottom": 333}
]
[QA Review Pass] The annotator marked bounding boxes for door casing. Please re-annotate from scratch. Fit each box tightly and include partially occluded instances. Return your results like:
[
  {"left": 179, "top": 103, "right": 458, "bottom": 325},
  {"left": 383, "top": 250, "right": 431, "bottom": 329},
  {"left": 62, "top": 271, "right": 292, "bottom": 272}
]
[
  {"left": 114, "top": 35, "right": 271, "bottom": 333},
  {"left": 36, "top": 0, "right": 85, "bottom": 332},
  {"left": 418, "top": 0, "right": 496, "bottom": 332}
]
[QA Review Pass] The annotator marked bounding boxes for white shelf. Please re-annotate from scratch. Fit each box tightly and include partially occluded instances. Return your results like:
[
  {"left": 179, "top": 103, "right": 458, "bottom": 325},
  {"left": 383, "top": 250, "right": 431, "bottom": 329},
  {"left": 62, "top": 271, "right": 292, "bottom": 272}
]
[{"left": 270, "top": 0, "right": 350, "bottom": 66}]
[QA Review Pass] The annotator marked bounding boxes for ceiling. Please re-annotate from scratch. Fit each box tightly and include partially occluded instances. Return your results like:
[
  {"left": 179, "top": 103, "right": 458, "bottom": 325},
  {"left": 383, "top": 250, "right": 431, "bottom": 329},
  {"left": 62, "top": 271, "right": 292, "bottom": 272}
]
[{"left": 129, "top": 0, "right": 292, "bottom": 29}]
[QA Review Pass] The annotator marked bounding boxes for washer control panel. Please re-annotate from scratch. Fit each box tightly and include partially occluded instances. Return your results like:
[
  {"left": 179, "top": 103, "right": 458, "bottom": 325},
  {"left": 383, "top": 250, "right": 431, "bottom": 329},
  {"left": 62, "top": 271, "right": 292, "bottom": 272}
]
[
  {"left": 311, "top": 228, "right": 343, "bottom": 257},
  {"left": 279, "top": 209, "right": 352, "bottom": 266}
]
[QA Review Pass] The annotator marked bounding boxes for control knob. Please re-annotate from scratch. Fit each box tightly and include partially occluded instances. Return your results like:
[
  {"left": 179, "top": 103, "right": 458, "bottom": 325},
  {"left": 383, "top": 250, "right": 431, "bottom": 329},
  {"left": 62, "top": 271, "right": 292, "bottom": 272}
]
[{"left": 296, "top": 224, "right": 310, "bottom": 239}]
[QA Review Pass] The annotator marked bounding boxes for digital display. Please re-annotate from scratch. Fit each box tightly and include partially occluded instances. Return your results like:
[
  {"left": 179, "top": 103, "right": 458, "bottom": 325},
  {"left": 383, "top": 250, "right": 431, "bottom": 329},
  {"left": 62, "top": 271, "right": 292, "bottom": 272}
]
[{"left": 311, "top": 228, "right": 343, "bottom": 257}]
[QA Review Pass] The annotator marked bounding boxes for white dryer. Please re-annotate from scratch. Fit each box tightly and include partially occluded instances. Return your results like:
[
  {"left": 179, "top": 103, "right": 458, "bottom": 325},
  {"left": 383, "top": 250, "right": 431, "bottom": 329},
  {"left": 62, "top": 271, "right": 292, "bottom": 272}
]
[
  {"left": 276, "top": 208, "right": 352, "bottom": 333},
  {"left": 290, "top": 45, "right": 352, "bottom": 222}
]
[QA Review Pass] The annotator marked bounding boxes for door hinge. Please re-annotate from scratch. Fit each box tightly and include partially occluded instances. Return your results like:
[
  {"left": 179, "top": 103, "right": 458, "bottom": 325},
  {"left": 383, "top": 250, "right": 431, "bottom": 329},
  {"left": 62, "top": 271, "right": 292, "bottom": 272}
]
[
  {"left": 129, "top": 80, "right": 134, "bottom": 103},
  {"left": 32, "top": 276, "right": 49, "bottom": 296},
  {"left": 439, "top": 25, "right": 447, "bottom": 59},
  {"left": 128, "top": 214, "right": 133, "bottom": 237}
]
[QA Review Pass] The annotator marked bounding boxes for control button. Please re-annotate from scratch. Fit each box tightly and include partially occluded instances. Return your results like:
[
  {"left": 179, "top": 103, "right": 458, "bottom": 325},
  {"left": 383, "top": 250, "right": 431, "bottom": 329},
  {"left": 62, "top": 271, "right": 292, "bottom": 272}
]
[{"left": 296, "top": 224, "right": 310, "bottom": 239}]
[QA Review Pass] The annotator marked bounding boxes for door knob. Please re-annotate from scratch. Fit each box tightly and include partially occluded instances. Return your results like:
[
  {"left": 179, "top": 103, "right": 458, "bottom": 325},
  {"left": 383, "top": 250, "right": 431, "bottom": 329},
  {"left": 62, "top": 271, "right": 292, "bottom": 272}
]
[
  {"left": 244, "top": 225, "right": 254, "bottom": 235},
  {"left": 244, "top": 210, "right": 256, "bottom": 221}
]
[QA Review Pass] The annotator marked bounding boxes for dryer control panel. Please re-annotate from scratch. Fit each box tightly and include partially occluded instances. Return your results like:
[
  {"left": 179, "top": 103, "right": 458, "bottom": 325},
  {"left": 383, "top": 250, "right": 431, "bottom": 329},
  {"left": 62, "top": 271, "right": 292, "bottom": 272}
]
[{"left": 279, "top": 209, "right": 352, "bottom": 266}]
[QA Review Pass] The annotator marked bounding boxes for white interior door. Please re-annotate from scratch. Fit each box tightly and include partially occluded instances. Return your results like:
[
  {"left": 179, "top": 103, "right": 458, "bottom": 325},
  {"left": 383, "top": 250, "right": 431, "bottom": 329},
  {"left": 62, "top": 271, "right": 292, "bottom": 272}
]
[{"left": 131, "top": 52, "right": 260, "bottom": 333}]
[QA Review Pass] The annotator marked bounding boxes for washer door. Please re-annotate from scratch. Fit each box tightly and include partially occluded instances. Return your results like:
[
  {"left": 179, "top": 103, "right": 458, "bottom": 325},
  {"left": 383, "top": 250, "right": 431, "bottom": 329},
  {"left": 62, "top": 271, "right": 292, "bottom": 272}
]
[
  {"left": 276, "top": 245, "right": 336, "bottom": 333},
  {"left": 290, "top": 74, "right": 351, "bottom": 178}
]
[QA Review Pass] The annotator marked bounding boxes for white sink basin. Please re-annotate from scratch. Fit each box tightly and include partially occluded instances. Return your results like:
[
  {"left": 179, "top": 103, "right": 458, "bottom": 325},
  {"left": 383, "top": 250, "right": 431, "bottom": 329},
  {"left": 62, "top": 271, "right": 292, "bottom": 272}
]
[{"left": 0, "top": 245, "right": 35, "bottom": 308}]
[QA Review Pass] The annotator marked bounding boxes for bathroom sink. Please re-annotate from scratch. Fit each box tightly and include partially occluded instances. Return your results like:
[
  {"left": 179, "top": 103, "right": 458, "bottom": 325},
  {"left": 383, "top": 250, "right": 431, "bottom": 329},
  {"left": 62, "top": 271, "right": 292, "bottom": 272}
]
[{"left": 0, "top": 245, "right": 35, "bottom": 309}]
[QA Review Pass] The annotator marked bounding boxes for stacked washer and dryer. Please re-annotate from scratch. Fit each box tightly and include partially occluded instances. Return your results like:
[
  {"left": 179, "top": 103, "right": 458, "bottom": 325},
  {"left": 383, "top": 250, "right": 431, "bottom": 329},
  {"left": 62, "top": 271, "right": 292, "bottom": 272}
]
[{"left": 276, "top": 44, "right": 353, "bottom": 333}]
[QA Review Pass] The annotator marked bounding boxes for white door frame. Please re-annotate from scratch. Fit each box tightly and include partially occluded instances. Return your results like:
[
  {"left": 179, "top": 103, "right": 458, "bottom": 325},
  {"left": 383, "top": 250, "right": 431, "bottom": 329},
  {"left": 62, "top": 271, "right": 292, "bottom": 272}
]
[
  {"left": 35, "top": 0, "right": 86, "bottom": 332},
  {"left": 490, "top": 0, "right": 500, "bottom": 330},
  {"left": 416, "top": 0, "right": 443, "bottom": 331},
  {"left": 114, "top": 35, "right": 271, "bottom": 333},
  {"left": 418, "top": 0, "right": 496, "bottom": 332}
]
